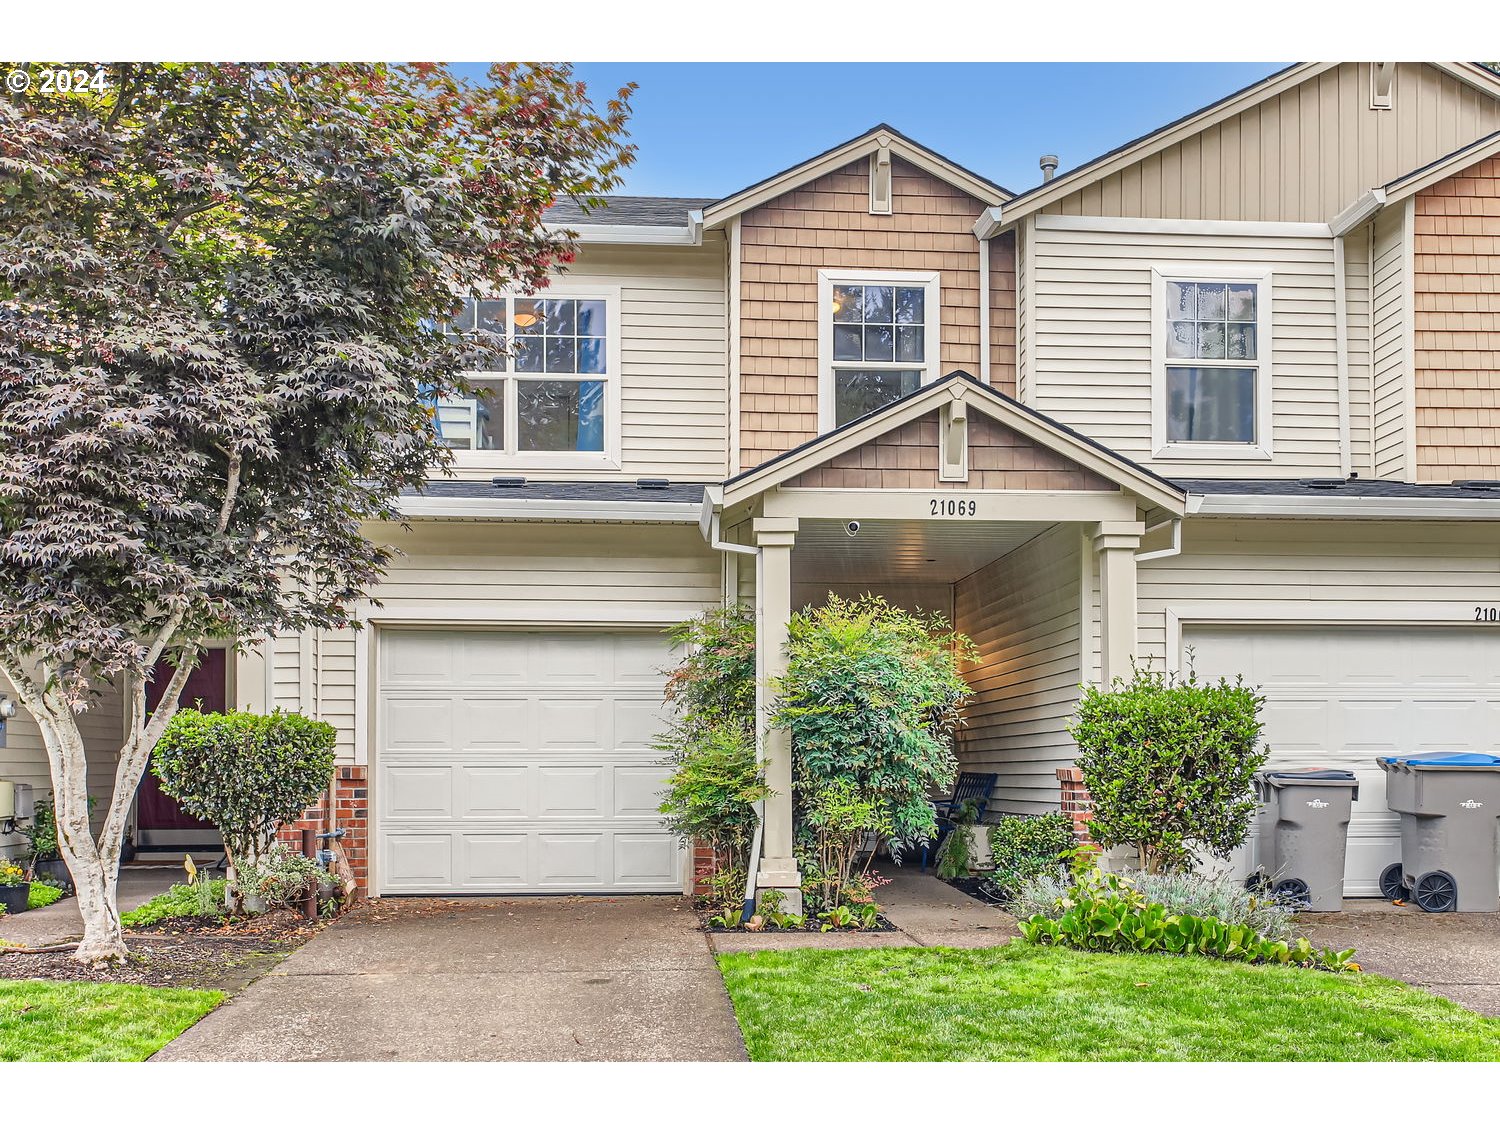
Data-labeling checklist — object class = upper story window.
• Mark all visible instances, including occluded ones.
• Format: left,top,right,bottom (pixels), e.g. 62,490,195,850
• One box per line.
818,269,941,431
1151,267,1272,460
435,288,620,467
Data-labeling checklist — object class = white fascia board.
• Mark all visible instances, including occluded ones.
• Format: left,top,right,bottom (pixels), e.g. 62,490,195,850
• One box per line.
396,495,701,522
1188,493,1500,520
1330,189,1387,237
973,206,1005,240
543,222,702,246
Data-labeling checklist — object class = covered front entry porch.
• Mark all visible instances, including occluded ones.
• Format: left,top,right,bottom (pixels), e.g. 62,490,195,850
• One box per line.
702,373,1186,911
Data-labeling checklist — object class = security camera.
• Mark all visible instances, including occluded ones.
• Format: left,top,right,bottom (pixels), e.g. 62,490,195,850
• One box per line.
845,521,861,537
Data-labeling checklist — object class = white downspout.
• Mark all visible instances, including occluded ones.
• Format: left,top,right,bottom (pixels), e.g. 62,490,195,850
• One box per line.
977,232,991,385
706,508,765,920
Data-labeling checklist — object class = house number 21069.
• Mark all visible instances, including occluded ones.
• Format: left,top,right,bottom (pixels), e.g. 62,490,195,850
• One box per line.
930,498,978,517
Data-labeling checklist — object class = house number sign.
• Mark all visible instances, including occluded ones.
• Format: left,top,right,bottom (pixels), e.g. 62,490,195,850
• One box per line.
929,498,978,517
1475,607,1500,622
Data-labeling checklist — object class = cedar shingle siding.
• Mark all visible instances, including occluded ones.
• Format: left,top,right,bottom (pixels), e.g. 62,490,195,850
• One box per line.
785,410,1116,491
1414,154,1500,481
738,157,1016,470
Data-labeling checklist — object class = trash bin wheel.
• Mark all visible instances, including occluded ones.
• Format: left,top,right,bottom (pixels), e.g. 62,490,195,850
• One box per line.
1244,872,1271,894
1378,863,1406,902
1273,878,1311,908
1413,870,1458,913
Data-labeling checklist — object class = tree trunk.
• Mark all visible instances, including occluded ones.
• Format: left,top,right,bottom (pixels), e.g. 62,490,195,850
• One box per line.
3,652,198,966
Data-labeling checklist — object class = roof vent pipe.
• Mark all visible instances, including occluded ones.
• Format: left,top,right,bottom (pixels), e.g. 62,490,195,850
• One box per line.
1039,154,1059,182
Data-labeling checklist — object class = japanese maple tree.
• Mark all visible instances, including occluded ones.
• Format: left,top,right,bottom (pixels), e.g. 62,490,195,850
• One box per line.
0,62,633,963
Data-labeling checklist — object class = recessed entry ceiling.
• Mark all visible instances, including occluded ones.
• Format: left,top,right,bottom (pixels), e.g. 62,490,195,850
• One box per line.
792,519,1046,585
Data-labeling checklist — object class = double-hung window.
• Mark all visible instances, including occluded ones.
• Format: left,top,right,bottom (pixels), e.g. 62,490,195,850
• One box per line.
818,270,941,431
1151,267,1272,459
437,289,619,466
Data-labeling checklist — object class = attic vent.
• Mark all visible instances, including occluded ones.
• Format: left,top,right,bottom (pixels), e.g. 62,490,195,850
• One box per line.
1297,478,1348,491
869,140,893,215
1371,62,1395,110
1454,480,1500,491
636,478,671,490
1039,154,1059,182
492,476,526,488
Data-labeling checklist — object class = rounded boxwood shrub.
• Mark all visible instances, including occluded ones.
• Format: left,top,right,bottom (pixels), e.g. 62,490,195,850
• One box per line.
1070,662,1267,874
152,709,336,907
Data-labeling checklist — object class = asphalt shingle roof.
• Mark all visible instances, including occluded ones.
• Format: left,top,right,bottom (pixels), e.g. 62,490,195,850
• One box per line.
407,479,707,504
546,195,714,228
1175,478,1500,500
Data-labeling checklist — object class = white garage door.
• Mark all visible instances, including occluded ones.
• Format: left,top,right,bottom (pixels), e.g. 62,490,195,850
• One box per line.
1187,624,1500,896
375,628,682,895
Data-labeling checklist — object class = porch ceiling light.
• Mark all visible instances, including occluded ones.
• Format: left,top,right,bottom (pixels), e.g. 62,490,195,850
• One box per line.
512,311,540,328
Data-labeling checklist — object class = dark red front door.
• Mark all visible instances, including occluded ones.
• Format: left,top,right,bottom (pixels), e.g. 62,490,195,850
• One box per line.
136,648,227,831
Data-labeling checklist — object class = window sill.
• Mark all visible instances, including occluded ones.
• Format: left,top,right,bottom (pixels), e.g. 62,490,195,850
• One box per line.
1151,444,1272,462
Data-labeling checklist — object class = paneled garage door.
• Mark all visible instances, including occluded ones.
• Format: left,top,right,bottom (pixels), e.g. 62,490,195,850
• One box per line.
1187,624,1500,896
375,628,681,895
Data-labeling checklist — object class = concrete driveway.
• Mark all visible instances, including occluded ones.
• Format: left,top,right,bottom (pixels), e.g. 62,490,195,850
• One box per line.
154,895,746,1061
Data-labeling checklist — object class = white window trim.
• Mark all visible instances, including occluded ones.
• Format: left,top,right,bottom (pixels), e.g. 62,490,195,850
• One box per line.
1150,265,1273,461
452,282,623,470
817,269,941,433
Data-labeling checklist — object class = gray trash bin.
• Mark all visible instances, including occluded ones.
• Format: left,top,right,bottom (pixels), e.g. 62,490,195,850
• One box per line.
1247,768,1360,911
1378,752,1500,913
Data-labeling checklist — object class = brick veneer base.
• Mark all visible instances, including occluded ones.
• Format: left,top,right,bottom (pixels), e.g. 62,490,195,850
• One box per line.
277,766,368,897
1056,767,1096,847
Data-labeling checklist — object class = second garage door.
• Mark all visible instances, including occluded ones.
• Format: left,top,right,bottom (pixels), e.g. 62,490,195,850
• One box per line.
1187,624,1500,896
376,628,682,895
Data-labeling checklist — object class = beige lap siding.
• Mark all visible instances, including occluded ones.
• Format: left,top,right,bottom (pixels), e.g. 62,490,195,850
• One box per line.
1028,218,1343,476
1371,205,1410,480
738,157,1014,471
1413,154,1500,482
953,525,1084,816
784,411,1116,492
0,670,125,859
271,522,721,764
1081,519,1500,682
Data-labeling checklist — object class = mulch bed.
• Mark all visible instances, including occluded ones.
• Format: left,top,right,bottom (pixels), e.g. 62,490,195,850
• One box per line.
696,908,899,934
0,909,326,991
942,875,1008,907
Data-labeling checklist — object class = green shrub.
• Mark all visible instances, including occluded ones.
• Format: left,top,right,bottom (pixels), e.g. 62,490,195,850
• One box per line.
934,799,983,880
984,812,1074,901
244,844,326,910
152,709,335,907
1070,662,1267,873
27,883,63,910
1128,869,1296,942
798,777,888,912
656,608,766,892
1017,861,1355,972
775,595,976,850
21,797,61,862
120,879,228,927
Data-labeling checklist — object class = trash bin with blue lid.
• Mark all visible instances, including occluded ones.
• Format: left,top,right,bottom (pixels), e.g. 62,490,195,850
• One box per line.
1378,752,1500,913
1247,768,1360,911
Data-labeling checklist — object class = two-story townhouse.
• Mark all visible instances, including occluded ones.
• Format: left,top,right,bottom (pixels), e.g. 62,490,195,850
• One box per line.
7,62,1500,912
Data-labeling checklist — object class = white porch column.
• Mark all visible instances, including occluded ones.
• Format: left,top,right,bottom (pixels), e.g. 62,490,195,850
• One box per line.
1093,521,1144,686
754,515,801,913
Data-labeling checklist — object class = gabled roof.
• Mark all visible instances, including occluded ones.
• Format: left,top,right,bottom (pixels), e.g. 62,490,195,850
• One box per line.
720,371,1186,514
701,124,1011,229
983,62,1500,233
1331,125,1500,235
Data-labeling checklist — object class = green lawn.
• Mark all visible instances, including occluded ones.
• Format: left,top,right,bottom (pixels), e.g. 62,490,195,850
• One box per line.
718,943,1500,1062
0,980,222,1061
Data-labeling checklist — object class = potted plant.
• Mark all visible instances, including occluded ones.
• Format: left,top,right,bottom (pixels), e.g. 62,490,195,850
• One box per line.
21,798,73,891
0,861,32,915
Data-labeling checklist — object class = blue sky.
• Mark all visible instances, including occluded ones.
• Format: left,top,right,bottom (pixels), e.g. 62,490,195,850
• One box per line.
453,62,1288,198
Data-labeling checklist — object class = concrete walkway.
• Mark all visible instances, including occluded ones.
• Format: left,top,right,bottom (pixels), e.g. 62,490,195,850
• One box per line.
0,866,180,948
1301,900,1500,1017
711,866,1018,953
154,895,747,1062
